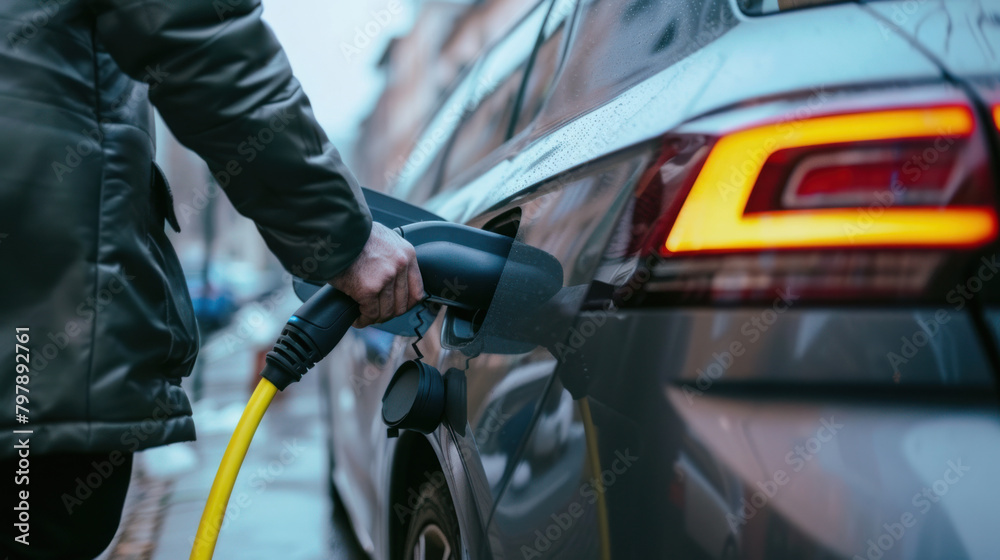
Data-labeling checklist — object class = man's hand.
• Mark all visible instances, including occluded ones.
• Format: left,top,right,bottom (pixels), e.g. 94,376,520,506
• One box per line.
331,222,424,328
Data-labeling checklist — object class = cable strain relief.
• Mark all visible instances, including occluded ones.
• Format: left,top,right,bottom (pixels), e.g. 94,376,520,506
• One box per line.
261,361,296,391
261,323,321,390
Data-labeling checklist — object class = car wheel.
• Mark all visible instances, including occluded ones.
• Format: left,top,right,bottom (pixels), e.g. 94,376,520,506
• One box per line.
403,472,461,560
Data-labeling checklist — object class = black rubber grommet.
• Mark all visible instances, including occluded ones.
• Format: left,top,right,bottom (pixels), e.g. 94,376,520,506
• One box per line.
382,360,446,434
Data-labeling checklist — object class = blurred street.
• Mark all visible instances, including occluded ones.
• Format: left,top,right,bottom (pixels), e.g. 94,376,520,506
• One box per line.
96,290,366,560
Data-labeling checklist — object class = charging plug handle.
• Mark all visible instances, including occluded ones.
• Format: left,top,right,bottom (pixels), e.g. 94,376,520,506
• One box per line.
262,286,359,390
262,222,514,390
396,222,513,311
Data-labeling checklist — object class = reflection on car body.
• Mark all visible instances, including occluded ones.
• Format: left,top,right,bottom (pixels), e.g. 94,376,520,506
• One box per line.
320,0,1000,558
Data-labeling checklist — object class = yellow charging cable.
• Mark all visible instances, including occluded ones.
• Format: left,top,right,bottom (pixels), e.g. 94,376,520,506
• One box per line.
190,377,278,560
579,398,611,560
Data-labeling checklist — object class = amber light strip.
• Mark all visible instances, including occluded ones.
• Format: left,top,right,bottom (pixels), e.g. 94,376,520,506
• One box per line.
665,106,997,253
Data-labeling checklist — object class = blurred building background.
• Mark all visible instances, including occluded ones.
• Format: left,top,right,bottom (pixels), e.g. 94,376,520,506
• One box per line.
352,0,538,191
155,0,534,336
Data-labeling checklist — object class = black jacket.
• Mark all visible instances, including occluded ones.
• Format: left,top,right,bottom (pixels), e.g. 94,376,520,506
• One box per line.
0,0,372,458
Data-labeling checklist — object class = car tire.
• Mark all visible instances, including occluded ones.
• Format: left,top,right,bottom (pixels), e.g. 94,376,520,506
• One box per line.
403,472,462,560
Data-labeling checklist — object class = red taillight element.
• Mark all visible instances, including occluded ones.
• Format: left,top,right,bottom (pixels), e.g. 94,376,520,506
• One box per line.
663,106,997,254
604,97,1000,305
776,141,959,206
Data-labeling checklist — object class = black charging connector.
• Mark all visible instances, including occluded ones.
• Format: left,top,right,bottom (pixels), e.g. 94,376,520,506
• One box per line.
259,220,562,397
262,285,360,390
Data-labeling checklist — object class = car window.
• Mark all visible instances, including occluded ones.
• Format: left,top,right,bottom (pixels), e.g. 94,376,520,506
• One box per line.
392,2,551,206
389,61,480,204
440,65,527,187
534,0,738,136
510,0,576,137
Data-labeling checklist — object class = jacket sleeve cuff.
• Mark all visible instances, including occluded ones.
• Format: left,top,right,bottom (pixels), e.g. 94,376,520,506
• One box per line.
259,200,373,283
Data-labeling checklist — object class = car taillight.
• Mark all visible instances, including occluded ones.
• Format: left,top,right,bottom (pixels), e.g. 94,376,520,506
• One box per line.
666,106,995,253
614,93,998,305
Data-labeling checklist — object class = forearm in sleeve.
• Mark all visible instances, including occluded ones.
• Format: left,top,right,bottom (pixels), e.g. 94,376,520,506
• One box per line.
88,0,372,280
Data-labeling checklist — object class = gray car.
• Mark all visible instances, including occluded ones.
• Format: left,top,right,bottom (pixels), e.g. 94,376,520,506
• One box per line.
318,0,1000,558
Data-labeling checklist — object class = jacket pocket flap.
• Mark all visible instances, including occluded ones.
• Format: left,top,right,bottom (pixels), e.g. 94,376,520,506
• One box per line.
151,161,181,233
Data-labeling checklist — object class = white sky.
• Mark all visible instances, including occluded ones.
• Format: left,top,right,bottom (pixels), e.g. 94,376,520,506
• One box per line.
261,0,417,157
